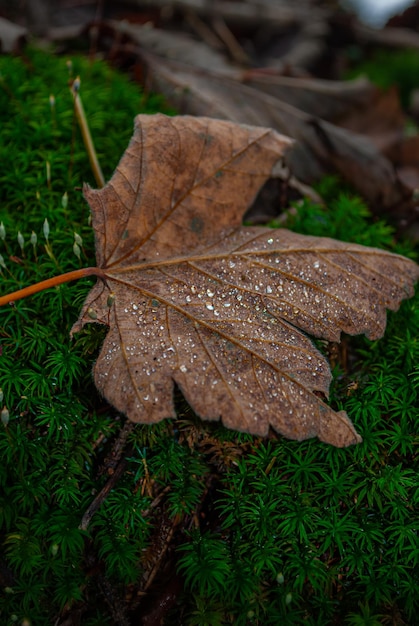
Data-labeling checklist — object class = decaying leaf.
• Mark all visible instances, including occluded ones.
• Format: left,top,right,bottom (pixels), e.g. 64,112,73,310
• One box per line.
142,55,409,210
72,114,419,447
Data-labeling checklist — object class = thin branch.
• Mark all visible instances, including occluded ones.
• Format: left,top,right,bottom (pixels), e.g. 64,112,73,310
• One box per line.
80,422,135,530
142,523,176,592
79,454,130,531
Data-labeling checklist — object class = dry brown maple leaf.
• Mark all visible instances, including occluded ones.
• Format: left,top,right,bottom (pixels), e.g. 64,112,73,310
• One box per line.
71,114,419,447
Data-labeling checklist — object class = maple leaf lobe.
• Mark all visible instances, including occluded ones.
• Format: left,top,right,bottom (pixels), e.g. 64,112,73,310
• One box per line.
73,114,419,448
83,113,292,269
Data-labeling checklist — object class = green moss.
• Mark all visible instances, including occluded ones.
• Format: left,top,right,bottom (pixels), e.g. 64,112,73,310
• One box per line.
346,47,419,109
0,46,174,625
0,48,418,625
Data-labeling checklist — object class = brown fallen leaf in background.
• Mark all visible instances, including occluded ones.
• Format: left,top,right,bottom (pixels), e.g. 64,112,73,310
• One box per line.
14,2,417,231
72,114,419,447
4,0,419,227
142,55,409,209
0,16,27,52
86,15,418,228
107,19,238,77
115,17,405,134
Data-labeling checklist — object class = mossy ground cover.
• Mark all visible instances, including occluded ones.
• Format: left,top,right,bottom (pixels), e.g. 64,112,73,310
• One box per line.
346,47,419,109
0,47,418,625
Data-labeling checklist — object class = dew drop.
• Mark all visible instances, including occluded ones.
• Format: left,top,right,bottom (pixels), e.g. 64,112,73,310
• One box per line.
267,238,274,244
206,303,214,310
207,289,215,297
266,285,273,294
180,365,187,373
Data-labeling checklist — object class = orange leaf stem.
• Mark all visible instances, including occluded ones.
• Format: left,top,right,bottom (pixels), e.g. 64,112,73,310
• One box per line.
0,267,104,307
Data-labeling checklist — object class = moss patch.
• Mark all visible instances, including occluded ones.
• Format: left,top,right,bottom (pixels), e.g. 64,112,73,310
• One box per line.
0,48,418,625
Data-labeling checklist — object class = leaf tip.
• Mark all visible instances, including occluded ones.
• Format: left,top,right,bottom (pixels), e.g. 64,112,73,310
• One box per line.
318,410,362,448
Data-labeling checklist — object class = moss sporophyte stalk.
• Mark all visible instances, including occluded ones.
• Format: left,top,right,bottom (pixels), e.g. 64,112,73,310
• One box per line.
0,47,418,625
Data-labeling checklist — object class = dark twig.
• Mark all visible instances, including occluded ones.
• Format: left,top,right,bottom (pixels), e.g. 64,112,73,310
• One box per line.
79,454,129,531
80,421,135,530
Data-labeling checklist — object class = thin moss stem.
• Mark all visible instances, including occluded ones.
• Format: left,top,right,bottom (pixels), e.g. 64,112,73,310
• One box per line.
0,267,104,306
71,79,105,188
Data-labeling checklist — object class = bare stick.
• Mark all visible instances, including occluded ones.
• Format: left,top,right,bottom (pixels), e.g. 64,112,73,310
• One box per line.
0,267,104,306
211,16,251,65
143,523,176,592
185,11,224,50
79,455,129,531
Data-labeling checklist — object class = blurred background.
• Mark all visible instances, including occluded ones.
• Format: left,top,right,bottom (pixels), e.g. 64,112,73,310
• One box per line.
0,0,418,34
